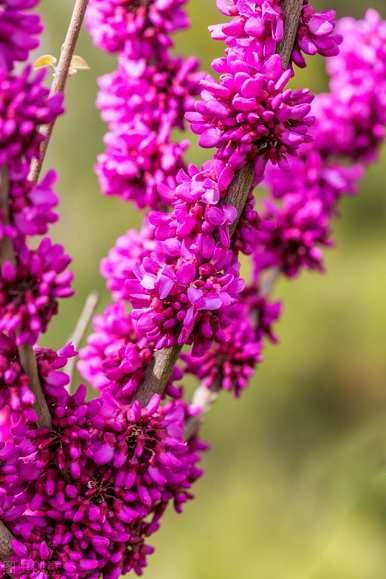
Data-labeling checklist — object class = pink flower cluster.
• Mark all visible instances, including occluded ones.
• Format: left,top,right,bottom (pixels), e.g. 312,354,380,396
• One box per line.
0,0,42,70
187,55,314,171
85,2,386,407
0,2,73,346
1,341,205,577
0,2,206,577
4,382,203,576
89,0,203,209
251,9,386,280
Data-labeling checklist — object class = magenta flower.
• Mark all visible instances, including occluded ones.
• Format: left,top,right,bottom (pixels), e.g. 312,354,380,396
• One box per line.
0,0,42,70
184,306,262,397
0,66,63,166
252,193,332,278
292,3,342,68
86,0,190,56
101,224,168,302
6,373,205,577
78,302,151,399
126,250,244,352
149,161,237,260
0,333,36,444
97,54,203,133
96,127,189,209
265,149,364,212
210,0,283,63
2,168,59,239
0,238,73,345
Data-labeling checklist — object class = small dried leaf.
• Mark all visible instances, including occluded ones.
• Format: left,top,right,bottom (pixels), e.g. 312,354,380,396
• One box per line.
69,55,90,76
34,54,57,70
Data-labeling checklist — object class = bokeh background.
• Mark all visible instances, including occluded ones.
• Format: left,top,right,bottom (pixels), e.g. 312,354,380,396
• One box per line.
37,1,386,577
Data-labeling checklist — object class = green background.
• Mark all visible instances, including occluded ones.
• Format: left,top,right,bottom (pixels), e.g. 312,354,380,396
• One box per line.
37,1,386,577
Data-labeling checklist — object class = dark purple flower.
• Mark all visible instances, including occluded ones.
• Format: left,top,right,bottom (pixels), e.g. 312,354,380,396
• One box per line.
6,374,205,577
252,193,332,278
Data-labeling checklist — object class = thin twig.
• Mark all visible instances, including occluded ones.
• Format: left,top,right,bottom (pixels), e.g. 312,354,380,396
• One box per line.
0,167,15,265
18,0,90,427
259,267,279,298
185,384,220,440
29,0,90,184
65,292,99,386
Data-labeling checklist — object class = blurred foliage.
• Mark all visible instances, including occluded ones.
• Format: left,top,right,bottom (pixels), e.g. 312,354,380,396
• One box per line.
37,1,386,577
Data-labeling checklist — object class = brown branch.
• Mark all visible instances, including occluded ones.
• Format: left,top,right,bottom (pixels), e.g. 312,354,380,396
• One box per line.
18,344,51,429
29,0,90,184
0,168,15,266
226,162,256,236
135,0,303,408
136,345,183,406
18,0,90,428
0,521,13,559
278,0,304,68
65,292,99,387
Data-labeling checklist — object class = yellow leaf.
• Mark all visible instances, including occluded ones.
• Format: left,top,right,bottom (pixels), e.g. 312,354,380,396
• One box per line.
69,55,90,76
34,54,57,70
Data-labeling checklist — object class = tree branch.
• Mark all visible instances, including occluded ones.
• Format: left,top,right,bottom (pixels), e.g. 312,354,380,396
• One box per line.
65,291,99,387
29,0,90,184
0,0,90,558
0,168,15,266
18,344,51,429
135,0,303,407
136,345,183,406
278,0,304,67
18,0,90,428
0,521,12,559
